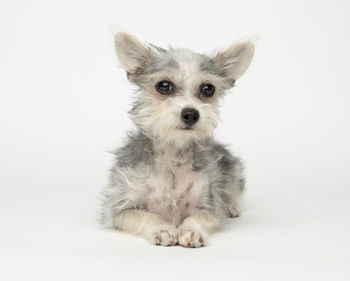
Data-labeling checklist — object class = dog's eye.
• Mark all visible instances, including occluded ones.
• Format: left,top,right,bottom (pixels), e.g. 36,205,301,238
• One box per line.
200,84,215,97
156,80,174,95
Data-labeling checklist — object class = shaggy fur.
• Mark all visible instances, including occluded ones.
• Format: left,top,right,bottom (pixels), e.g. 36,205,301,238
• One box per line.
101,32,254,247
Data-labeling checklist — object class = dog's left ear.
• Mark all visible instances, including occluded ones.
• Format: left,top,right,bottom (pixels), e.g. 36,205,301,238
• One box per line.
213,42,254,82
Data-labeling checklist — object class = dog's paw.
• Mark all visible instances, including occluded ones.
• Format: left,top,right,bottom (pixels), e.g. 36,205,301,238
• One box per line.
228,205,241,218
177,227,208,248
147,225,178,246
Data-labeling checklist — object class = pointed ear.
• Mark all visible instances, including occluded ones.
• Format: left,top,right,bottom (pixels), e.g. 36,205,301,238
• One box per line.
114,32,152,75
213,41,254,82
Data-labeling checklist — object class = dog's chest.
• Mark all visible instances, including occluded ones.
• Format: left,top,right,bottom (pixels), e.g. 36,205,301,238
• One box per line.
146,151,207,226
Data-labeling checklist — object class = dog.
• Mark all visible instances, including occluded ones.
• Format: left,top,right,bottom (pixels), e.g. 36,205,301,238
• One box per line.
101,32,254,247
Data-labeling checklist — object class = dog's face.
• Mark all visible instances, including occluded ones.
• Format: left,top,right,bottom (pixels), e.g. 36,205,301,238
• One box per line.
114,33,254,146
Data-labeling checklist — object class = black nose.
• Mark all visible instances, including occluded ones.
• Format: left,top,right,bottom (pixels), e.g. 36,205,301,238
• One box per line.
181,108,200,126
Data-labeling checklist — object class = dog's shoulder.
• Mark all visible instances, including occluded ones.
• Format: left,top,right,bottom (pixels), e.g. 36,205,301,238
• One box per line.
211,142,236,171
113,130,154,168
201,140,242,173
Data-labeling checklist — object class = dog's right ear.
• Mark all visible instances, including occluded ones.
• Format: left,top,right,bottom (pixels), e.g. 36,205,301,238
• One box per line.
114,32,152,78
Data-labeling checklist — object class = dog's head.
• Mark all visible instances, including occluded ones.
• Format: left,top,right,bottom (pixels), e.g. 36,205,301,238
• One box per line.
114,32,254,147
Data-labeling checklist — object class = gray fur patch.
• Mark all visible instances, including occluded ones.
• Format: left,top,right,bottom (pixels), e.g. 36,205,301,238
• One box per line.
239,177,245,191
169,170,178,190
113,131,154,168
186,182,194,193
199,55,221,75
145,55,179,75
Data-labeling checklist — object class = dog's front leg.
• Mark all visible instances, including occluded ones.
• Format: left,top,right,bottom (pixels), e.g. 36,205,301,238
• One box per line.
114,209,177,246
177,209,221,248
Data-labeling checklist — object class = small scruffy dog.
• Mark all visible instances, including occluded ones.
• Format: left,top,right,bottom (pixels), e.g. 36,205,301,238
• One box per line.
101,32,254,247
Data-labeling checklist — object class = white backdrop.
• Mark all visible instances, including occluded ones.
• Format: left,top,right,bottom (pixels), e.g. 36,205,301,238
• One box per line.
1,0,349,280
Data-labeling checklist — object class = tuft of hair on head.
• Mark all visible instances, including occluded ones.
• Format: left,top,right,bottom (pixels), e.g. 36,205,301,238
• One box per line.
213,41,254,84
114,32,152,81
